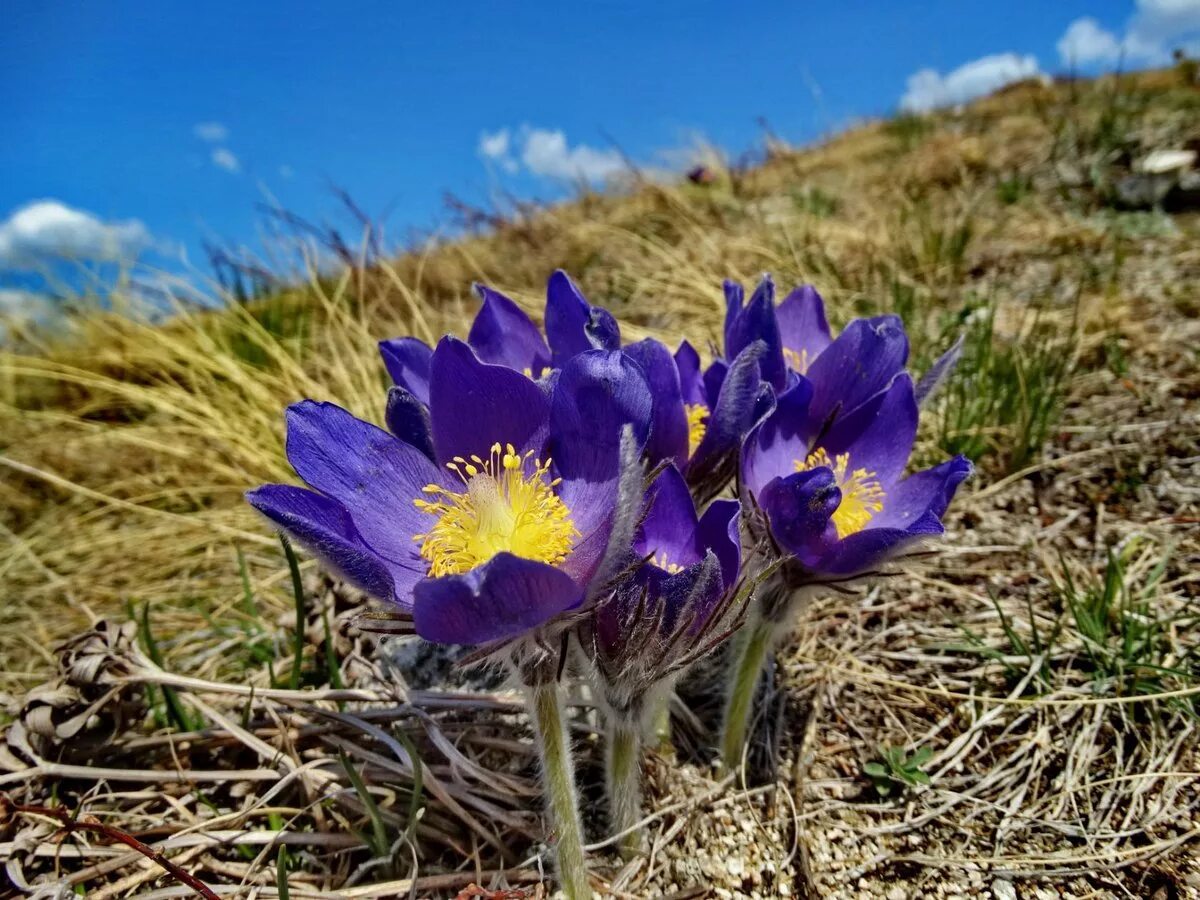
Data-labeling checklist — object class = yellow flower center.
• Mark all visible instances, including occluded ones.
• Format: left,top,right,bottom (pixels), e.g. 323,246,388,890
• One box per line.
794,447,885,539
783,346,811,374
651,551,684,574
413,443,578,577
522,365,548,379
685,402,709,457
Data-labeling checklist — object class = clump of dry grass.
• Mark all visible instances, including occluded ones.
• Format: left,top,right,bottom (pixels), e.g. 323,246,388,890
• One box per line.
1,69,1198,898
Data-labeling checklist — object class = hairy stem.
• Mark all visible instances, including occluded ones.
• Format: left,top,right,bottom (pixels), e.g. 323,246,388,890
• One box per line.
606,716,643,859
720,614,775,774
527,682,592,900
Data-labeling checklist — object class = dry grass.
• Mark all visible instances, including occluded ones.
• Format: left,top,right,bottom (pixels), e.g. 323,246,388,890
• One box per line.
1,69,1199,897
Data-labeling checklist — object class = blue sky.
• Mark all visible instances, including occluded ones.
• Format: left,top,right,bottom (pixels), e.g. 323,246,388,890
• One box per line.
3,0,1196,305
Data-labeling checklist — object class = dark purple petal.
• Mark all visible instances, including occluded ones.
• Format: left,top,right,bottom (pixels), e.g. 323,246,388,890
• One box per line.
702,358,728,409
544,270,620,365
675,340,707,406
722,279,744,354
385,386,435,461
428,336,550,466
811,455,971,576
283,400,443,579
625,338,689,470
723,276,788,390
818,374,918,489
740,378,815,496
915,335,964,407
687,343,779,497
549,349,652,484
634,465,700,568
805,315,909,429
696,498,741,589
776,284,832,370
247,484,407,605
412,553,583,644
758,468,841,561
468,285,552,376
378,337,433,405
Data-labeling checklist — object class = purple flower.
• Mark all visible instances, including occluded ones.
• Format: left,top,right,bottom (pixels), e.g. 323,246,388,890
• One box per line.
586,465,742,708
248,336,653,646
742,328,970,580
379,270,617,398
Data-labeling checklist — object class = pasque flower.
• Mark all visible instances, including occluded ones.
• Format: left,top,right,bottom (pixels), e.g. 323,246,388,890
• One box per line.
248,335,652,647
721,310,970,771
249,334,652,900
378,269,619,403
583,464,741,856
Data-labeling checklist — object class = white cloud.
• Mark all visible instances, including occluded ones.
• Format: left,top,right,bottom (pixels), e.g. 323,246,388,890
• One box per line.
193,121,229,143
477,128,519,174
477,125,625,183
1058,0,1200,67
0,201,151,269
519,128,625,181
211,147,241,173
1058,18,1124,65
900,53,1043,112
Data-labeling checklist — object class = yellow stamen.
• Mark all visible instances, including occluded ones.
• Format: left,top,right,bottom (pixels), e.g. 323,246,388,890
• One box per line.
685,403,709,458
413,442,578,576
651,551,684,574
794,447,885,539
522,365,548,380
783,346,811,375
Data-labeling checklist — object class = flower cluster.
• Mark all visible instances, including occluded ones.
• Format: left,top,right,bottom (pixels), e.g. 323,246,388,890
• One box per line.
248,270,969,897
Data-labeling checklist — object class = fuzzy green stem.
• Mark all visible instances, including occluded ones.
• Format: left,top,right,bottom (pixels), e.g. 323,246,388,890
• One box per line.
720,614,776,774
606,717,643,859
527,682,591,900
649,690,672,751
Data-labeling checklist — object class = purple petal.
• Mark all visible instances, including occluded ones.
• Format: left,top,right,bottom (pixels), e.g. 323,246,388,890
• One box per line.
813,455,971,576
556,475,618,585
696,498,741,589
675,340,707,406
818,374,918,489
634,465,700,568
283,400,443,580
545,270,620,365
428,336,550,466
739,378,814,496
412,553,583,644
468,285,552,376
723,275,788,391
915,335,964,407
805,316,909,429
549,349,652,484
247,484,406,605
757,468,841,561
378,337,433,405
385,386,435,461
625,338,689,470
702,358,728,409
776,284,832,370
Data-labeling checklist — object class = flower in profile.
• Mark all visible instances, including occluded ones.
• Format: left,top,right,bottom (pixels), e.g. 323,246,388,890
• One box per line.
378,270,619,402
583,463,741,857
247,336,652,647
587,464,742,713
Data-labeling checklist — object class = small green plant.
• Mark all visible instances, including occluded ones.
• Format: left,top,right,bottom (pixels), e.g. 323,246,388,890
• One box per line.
863,745,933,797
931,297,1076,473
1052,540,1194,703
